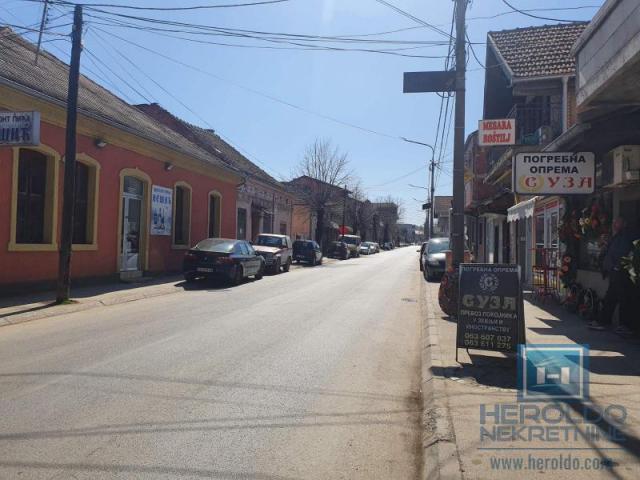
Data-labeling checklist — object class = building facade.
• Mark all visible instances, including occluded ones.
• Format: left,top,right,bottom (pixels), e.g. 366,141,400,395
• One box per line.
135,103,294,243
0,28,241,288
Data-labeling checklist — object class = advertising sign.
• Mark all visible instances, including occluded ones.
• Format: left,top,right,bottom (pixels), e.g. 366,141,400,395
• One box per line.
478,118,515,146
151,185,172,236
514,152,595,195
456,264,525,353
0,111,40,146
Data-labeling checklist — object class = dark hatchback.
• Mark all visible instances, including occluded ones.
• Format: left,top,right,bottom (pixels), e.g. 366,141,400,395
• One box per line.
292,240,323,266
327,240,349,260
183,238,265,285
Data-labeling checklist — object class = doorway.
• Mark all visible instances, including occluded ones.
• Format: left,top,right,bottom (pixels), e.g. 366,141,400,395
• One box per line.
121,176,145,273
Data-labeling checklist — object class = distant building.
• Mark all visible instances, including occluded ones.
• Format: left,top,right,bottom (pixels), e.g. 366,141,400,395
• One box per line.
433,196,453,237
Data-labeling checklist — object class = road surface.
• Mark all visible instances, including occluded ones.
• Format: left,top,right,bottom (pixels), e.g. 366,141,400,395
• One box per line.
0,247,423,479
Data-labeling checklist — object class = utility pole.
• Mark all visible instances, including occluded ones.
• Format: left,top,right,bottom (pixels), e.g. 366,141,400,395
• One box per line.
341,185,348,235
401,137,435,239
35,0,49,65
451,0,467,266
56,4,83,304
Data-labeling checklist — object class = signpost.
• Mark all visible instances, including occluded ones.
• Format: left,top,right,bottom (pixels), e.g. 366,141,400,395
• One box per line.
478,118,515,146
0,111,40,146
513,152,596,195
456,264,525,360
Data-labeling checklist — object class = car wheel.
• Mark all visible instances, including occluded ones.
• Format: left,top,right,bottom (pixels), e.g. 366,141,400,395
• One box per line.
318,255,323,265
419,260,424,272
283,258,291,272
254,264,264,280
424,267,433,282
231,265,243,285
272,258,281,274
184,273,197,283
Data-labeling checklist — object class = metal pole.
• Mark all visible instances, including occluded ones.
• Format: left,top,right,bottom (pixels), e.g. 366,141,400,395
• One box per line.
451,0,467,266
429,152,435,239
341,185,347,235
56,4,83,304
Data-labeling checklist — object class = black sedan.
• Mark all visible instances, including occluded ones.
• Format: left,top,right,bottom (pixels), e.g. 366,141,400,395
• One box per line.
183,238,265,285
293,240,323,266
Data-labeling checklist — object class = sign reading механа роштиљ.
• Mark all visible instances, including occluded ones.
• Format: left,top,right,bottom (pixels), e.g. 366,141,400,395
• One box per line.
0,111,40,146
514,152,595,195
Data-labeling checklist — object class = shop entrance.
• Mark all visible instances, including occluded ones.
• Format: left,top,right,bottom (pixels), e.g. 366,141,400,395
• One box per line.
121,176,144,273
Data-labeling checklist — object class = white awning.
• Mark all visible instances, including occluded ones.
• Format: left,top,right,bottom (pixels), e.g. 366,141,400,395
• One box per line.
507,197,538,222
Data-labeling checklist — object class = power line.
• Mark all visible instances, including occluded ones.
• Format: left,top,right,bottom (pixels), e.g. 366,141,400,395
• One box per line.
92,26,406,142
25,0,291,10
500,0,583,22
372,0,453,39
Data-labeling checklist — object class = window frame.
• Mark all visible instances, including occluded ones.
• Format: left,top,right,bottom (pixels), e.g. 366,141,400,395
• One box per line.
207,190,222,238
9,145,60,252
172,181,192,249
72,153,100,251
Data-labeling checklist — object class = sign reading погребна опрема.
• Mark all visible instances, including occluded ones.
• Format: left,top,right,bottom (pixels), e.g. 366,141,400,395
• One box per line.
0,111,40,146
514,152,595,195
456,264,525,353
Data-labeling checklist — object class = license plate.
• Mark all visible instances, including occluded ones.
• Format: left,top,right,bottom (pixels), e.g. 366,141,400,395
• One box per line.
197,267,214,273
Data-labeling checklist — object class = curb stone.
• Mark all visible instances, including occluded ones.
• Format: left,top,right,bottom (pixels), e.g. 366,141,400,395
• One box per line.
0,282,182,328
420,276,464,480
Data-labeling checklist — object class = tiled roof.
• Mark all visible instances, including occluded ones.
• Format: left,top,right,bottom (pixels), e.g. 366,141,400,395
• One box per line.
489,22,588,79
135,103,285,191
0,27,236,174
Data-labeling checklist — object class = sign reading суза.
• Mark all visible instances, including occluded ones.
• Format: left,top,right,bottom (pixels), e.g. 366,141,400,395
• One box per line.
514,152,595,195
478,119,516,146
456,264,525,353
0,111,40,146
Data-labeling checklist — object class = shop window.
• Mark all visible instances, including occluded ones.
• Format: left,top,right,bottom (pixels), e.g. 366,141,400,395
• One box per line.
263,213,273,233
237,208,247,240
173,183,191,247
208,192,221,238
72,155,100,249
73,162,89,244
12,147,61,250
16,149,47,244
279,222,287,235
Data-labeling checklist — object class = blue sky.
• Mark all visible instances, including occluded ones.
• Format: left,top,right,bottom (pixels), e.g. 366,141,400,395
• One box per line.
1,0,603,224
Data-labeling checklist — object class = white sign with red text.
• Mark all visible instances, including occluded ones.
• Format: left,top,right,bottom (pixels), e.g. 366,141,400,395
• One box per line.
514,152,595,195
478,119,516,146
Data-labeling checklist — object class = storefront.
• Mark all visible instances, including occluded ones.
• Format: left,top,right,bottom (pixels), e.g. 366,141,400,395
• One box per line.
0,30,242,289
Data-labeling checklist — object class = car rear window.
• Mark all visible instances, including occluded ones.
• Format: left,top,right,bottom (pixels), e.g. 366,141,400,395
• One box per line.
194,239,235,253
257,235,284,247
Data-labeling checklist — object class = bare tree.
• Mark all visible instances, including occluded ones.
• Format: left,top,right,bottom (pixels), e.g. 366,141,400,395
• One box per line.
292,139,352,248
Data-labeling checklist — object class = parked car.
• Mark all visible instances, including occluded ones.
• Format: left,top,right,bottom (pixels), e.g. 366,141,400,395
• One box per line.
328,240,350,260
382,242,394,250
371,242,381,253
183,238,264,285
421,237,449,281
253,234,292,274
338,234,361,258
359,241,375,255
293,239,323,266
418,242,428,271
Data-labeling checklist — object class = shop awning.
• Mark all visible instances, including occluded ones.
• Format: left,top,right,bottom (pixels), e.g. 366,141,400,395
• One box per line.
507,197,538,222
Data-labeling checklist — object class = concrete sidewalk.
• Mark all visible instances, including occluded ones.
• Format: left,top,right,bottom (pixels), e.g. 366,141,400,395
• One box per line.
0,257,338,328
420,278,640,479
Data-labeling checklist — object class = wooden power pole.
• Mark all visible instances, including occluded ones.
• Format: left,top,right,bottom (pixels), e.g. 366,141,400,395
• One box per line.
451,0,467,266
56,4,83,304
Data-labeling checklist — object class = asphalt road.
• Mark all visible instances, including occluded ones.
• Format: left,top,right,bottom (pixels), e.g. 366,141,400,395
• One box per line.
0,247,423,480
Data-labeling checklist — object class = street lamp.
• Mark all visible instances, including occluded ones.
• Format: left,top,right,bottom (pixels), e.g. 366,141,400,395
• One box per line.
402,137,436,239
